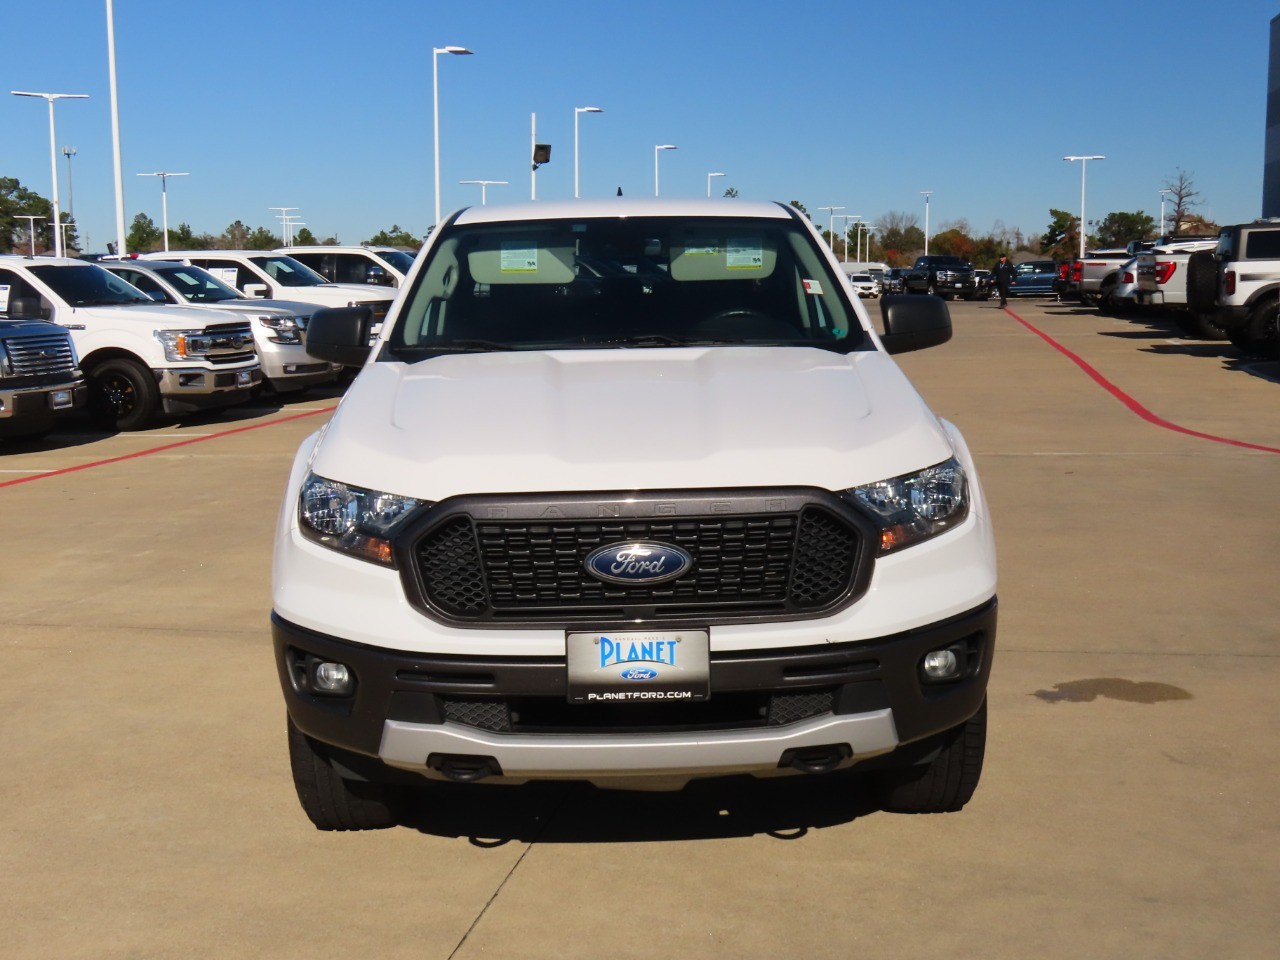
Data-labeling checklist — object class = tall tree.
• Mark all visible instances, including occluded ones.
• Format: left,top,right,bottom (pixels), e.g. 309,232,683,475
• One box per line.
1040,209,1079,260
220,220,250,249
874,211,925,266
363,224,419,247
247,226,282,249
788,200,811,221
127,212,162,252
722,187,739,198
1,176,53,254
1163,169,1200,234
1093,211,1156,249
292,226,319,245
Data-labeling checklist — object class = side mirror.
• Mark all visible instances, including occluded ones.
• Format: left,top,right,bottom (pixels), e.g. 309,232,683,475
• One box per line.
304,306,374,367
147,290,168,303
878,294,952,354
365,265,392,286
243,283,269,298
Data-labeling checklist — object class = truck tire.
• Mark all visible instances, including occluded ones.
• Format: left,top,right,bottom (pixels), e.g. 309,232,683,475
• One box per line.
1173,310,1228,341
287,715,404,831
1185,251,1218,315
87,358,160,431
1243,297,1280,360
1095,278,1120,315
872,698,986,814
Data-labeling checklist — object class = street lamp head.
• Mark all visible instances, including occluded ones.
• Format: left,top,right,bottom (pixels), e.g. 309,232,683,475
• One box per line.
656,144,677,151
11,90,90,101
436,46,473,55
577,106,603,114
1063,155,1105,162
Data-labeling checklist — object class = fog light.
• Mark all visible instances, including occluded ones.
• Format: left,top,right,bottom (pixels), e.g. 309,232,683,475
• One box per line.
921,648,960,681
310,660,354,696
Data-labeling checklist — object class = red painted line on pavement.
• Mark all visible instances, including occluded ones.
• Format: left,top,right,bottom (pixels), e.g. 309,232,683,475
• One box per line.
0,405,336,490
1003,306,1280,455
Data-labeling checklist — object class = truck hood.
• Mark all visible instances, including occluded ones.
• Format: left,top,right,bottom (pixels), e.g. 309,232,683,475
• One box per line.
269,284,394,308
60,303,247,330
310,347,955,500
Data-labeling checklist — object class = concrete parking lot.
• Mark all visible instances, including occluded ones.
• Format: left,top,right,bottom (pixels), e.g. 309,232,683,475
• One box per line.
3,297,1278,959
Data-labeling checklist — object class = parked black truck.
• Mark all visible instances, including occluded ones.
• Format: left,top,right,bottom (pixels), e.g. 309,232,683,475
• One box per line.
904,256,976,300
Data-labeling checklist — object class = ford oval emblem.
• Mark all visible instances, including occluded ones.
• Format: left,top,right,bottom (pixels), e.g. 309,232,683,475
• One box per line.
620,667,658,681
584,541,693,586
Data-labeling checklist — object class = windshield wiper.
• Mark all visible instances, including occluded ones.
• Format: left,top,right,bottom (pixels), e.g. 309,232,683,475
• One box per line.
394,338,512,354
589,334,749,347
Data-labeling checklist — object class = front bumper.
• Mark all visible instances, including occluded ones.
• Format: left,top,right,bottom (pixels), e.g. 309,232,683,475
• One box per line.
157,364,262,414
273,598,995,782
0,379,86,421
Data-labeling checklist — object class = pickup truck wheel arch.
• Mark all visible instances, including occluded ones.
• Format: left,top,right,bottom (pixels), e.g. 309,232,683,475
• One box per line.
87,357,160,432
871,697,986,814
1244,297,1280,360
287,715,405,831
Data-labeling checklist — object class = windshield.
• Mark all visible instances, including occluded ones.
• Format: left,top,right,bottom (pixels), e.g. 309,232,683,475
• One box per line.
152,264,245,303
29,263,152,306
387,215,867,358
248,255,330,287
375,250,415,273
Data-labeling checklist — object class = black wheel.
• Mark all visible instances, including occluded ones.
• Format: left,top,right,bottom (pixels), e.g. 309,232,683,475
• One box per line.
1185,251,1219,315
1095,279,1119,315
87,358,160,431
1243,297,1280,359
287,715,404,831
872,699,986,814
1173,310,1228,341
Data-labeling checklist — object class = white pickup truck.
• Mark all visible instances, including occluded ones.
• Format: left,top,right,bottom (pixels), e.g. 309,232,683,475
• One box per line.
1112,239,1223,338
272,198,997,831
0,256,260,430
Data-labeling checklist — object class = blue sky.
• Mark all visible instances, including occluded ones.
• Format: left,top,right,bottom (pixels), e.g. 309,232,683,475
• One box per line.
2,0,1274,250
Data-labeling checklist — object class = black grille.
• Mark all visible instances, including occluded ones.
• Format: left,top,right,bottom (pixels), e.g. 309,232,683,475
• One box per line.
405,491,869,627
1,332,77,377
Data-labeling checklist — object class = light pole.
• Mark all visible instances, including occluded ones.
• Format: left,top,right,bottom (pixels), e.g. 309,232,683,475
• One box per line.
1064,155,1104,259
707,172,725,198
818,206,845,252
433,45,473,226
17,215,45,257
269,207,299,247
459,179,508,205
834,215,857,262
62,147,77,223
654,145,677,197
106,0,127,254
573,106,603,198
1159,187,1173,236
919,190,933,256
11,91,89,258
136,172,189,252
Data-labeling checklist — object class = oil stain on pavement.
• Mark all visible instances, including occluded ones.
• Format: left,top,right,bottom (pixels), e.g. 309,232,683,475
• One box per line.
1032,678,1193,704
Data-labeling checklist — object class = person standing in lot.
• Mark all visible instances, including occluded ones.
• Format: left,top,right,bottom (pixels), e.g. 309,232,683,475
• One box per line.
991,255,1016,308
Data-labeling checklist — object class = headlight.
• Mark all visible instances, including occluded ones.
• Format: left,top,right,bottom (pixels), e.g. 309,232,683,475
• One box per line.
297,472,423,566
844,458,969,555
153,328,209,361
256,314,302,344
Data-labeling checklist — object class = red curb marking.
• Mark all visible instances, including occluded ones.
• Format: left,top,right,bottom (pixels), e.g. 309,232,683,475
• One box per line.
0,405,336,489
1003,306,1280,455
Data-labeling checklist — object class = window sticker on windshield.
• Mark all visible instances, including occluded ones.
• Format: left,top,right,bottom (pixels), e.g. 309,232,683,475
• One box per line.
803,278,824,295
726,238,764,270
208,267,238,287
0,285,9,313
501,242,539,273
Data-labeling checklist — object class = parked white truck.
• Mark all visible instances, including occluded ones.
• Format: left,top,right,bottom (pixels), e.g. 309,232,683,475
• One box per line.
1112,238,1223,339
272,199,998,830
0,256,260,430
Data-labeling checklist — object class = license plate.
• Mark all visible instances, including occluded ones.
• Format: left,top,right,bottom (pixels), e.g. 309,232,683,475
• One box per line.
49,389,73,410
954,282,963,288
566,629,709,703
236,370,252,386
